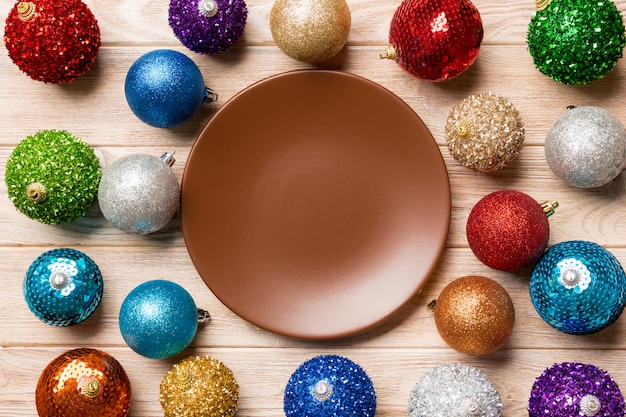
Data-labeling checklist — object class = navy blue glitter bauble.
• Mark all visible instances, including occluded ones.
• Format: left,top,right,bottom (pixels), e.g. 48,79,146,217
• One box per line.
530,240,626,335
528,362,625,417
23,248,103,326
119,280,200,359
284,355,376,417
124,49,217,128
169,0,248,54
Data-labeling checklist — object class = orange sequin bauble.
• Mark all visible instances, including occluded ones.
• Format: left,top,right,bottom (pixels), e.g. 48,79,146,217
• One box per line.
434,276,515,356
35,348,131,417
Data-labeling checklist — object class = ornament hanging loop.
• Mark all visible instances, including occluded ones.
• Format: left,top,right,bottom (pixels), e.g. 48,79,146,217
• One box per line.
541,200,559,217
204,87,218,103
379,45,397,60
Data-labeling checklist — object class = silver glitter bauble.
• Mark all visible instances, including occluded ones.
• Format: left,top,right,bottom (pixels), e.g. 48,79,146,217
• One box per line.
408,363,502,417
445,92,524,173
98,152,180,234
545,106,626,188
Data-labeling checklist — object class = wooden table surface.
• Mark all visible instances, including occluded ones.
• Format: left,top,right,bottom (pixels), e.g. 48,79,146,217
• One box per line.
3,0,626,415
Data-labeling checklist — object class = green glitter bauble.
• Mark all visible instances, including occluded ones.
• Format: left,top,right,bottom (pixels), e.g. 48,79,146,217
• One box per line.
527,0,626,85
5,130,102,225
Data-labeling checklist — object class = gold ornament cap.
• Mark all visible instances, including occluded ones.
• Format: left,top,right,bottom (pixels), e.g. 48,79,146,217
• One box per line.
17,2,36,21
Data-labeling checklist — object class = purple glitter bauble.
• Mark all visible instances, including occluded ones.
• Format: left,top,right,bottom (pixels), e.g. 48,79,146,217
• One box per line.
529,362,625,417
169,0,248,54
284,355,376,417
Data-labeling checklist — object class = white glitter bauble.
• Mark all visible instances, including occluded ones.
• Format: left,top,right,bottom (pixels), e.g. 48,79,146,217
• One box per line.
98,152,180,234
545,106,626,188
408,363,502,417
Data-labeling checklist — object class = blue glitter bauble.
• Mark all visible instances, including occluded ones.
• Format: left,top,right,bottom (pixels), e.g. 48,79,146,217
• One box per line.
124,49,216,128
119,280,199,359
528,362,625,417
530,240,626,335
23,248,103,326
284,355,376,417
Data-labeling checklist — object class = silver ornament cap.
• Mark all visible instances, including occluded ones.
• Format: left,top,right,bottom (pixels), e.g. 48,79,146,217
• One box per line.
545,106,626,188
98,152,180,234
408,363,502,417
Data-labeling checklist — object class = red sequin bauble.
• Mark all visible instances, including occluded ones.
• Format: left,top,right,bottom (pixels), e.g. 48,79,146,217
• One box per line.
35,348,131,417
466,190,550,272
384,0,483,81
4,0,101,83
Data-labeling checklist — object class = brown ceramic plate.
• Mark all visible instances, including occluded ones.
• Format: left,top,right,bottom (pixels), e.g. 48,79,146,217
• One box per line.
181,70,450,340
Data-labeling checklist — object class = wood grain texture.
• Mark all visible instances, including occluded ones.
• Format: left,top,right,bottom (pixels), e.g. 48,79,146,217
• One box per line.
2,0,626,415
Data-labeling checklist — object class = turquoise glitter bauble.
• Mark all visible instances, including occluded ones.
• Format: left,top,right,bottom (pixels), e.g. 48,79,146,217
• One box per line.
23,248,103,326
530,241,626,335
284,355,376,417
119,280,201,359
527,0,626,85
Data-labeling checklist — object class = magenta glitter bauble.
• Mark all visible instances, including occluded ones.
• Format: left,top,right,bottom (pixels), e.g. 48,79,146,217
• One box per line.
466,190,556,272
529,362,625,417
382,0,483,81
169,0,248,54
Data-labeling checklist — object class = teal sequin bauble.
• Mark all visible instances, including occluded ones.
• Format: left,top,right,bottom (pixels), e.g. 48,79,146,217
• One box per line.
24,248,103,326
527,0,626,85
530,241,626,335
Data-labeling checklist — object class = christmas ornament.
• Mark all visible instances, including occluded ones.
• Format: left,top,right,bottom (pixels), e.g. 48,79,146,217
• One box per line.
545,106,626,188
169,0,248,54
270,0,351,63
284,355,376,417
445,92,524,173
529,362,625,417
5,130,102,225
433,276,515,356
36,348,131,417
98,152,180,234
530,240,626,335
466,190,557,272
23,248,103,326
124,49,217,128
408,363,502,417
119,279,210,359
160,356,239,417
380,0,483,81
4,0,101,83
527,0,626,85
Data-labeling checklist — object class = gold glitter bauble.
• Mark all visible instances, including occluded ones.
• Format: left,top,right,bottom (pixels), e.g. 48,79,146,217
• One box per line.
434,275,515,356
160,356,239,417
270,0,351,63
445,92,524,173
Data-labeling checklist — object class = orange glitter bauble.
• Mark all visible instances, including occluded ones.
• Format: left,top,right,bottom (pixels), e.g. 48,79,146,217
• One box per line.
35,348,131,417
434,275,515,356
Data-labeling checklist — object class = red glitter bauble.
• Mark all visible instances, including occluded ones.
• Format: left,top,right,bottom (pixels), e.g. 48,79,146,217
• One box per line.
4,0,101,83
382,0,483,81
466,190,555,272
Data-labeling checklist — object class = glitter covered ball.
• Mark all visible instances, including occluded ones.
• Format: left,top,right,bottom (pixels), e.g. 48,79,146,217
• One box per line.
24,248,103,326
4,0,101,83
434,276,515,356
270,0,351,63
545,106,626,188
98,152,180,234
527,0,626,85
119,280,204,359
36,348,131,417
160,356,239,417
467,190,556,272
381,0,483,81
5,130,102,225
169,0,248,54
125,49,217,128
528,362,625,417
530,240,626,335
445,92,524,172
408,363,502,417
284,355,376,417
